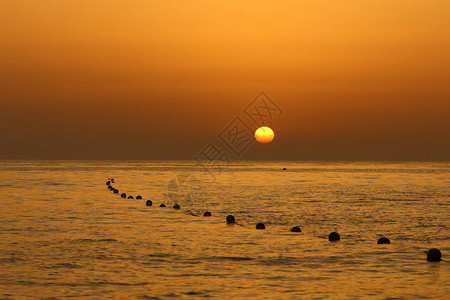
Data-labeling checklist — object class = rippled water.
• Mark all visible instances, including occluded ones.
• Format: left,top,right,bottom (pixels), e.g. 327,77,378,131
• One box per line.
0,161,449,299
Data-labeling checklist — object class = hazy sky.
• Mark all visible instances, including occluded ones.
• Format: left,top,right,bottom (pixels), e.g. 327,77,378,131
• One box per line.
1,0,449,160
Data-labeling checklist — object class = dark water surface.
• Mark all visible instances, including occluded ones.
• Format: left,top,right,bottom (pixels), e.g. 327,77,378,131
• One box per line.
0,161,449,299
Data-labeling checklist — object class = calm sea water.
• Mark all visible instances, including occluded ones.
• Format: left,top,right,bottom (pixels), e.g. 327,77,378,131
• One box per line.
0,161,448,299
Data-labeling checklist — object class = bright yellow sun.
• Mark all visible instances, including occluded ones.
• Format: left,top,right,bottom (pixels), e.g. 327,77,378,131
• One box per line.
255,126,275,144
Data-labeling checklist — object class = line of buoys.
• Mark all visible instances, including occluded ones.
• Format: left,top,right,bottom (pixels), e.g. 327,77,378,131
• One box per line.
106,180,153,208
105,179,443,262
107,184,119,195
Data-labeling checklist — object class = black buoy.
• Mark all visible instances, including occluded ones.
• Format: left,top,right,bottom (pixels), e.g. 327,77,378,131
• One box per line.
203,211,212,217
256,223,265,230
290,226,301,232
121,193,126,198
145,200,152,206
128,196,134,199
328,232,340,241
427,248,442,262
113,189,119,193
108,185,113,190
106,181,111,185
159,204,166,207
136,195,142,199
282,168,287,171
173,204,180,209
377,237,390,244
226,215,235,224
111,179,115,183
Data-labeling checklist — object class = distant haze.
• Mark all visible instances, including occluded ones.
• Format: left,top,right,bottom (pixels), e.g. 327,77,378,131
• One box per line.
1,1,449,160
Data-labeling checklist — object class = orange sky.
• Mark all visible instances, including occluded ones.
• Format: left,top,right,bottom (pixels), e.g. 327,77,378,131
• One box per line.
1,0,449,160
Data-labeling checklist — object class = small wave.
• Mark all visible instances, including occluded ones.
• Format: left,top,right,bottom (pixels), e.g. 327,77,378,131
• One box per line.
41,263,82,269
0,257,25,263
89,281,149,286
258,257,299,266
187,255,253,262
75,238,118,243
182,290,212,296
217,256,253,261
147,254,174,258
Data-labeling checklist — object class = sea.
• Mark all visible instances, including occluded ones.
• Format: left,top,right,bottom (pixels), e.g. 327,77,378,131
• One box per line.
0,160,448,299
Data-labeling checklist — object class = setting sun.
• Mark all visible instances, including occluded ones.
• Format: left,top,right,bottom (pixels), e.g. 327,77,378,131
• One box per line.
255,126,275,144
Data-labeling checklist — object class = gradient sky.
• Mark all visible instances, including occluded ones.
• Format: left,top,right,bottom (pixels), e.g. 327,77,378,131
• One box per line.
1,0,449,160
